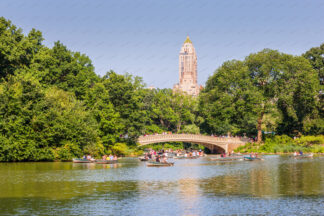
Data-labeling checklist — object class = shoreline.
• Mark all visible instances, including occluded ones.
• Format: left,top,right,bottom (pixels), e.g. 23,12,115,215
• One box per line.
1,153,324,163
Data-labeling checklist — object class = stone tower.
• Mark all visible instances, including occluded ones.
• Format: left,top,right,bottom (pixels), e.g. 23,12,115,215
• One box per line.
173,36,200,96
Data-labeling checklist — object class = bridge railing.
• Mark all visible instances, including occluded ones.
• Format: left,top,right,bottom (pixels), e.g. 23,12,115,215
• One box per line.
138,134,250,144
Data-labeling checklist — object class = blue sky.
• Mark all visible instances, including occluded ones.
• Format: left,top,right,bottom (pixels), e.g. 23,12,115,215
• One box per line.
1,0,323,88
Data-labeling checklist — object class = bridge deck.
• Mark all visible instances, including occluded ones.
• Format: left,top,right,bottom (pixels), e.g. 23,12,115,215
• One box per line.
138,134,250,153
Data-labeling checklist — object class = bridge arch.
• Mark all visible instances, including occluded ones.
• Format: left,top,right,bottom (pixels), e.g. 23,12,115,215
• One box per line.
137,134,249,154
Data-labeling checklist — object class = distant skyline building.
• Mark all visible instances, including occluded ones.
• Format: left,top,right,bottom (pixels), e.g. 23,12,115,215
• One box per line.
173,36,201,96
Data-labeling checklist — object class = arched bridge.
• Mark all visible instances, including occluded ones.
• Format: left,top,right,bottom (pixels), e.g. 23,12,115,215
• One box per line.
138,134,250,153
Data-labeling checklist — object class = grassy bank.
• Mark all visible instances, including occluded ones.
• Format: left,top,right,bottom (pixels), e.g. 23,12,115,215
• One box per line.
235,135,324,153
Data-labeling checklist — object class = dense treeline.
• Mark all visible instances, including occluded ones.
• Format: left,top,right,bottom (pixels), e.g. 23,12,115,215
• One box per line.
0,18,199,161
0,17,323,161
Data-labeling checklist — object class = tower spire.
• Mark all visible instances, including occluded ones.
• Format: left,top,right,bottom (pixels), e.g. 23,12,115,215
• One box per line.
173,36,200,96
184,35,192,44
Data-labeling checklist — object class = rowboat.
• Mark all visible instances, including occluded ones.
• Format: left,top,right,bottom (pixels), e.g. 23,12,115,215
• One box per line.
138,157,149,161
244,156,263,161
174,156,198,159
292,154,313,158
72,158,93,163
231,153,243,157
147,162,174,167
210,156,243,161
95,159,118,164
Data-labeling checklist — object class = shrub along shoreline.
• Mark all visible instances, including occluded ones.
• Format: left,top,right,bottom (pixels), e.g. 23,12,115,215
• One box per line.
235,135,324,153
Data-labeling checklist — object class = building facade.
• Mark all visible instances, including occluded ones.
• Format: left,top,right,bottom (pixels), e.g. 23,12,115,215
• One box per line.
173,36,201,96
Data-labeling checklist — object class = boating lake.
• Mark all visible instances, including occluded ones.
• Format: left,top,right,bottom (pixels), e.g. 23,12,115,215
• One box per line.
0,155,324,215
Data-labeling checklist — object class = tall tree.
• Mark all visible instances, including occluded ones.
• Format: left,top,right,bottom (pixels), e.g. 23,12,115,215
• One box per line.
102,71,148,143
200,49,319,141
84,82,124,150
200,60,260,137
27,41,99,99
144,88,199,133
0,17,43,80
302,43,324,134
303,43,324,85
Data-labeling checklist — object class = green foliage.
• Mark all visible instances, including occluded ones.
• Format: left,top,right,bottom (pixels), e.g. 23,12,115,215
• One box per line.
83,140,105,158
0,17,43,79
28,41,99,99
200,49,320,139
54,141,83,161
303,43,324,135
144,124,164,134
303,43,324,85
303,118,324,135
102,71,148,143
265,135,293,145
144,88,199,133
181,124,200,134
309,145,324,153
236,135,324,153
84,82,124,148
0,75,98,161
111,143,131,156
235,142,259,153
296,135,324,147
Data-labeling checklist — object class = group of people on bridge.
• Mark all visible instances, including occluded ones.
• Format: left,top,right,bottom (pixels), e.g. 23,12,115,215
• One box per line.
142,132,255,142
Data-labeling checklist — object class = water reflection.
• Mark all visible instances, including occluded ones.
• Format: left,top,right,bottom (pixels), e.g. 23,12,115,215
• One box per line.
278,156,324,196
0,156,323,215
200,156,324,197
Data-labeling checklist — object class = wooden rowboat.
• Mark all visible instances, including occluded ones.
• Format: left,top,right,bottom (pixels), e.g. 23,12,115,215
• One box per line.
147,162,174,167
210,156,243,161
292,154,313,158
244,156,263,161
174,156,198,159
95,159,118,164
138,157,149,161
188,156,199,159
73,158,92,163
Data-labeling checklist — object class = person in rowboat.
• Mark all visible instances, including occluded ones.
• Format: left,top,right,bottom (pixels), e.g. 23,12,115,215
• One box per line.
162,156,168,163
156,155,161,162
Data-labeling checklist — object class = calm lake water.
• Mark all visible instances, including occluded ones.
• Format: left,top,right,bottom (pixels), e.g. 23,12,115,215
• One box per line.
0,155,323,216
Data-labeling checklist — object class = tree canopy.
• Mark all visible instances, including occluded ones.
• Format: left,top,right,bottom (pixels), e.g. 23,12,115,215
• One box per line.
200,49,320,141
0,17,323,161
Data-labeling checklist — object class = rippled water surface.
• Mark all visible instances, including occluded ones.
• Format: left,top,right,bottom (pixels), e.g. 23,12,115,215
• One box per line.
0,156,324,215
